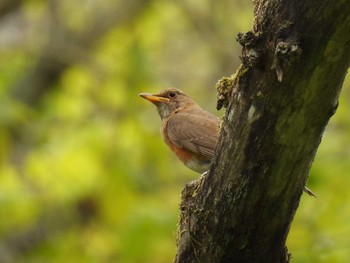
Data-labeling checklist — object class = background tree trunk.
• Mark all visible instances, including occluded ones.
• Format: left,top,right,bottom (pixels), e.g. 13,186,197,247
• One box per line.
175,1,350,262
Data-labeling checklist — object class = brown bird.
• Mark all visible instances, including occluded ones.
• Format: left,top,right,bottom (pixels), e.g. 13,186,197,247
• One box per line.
139,87,316,197
139,88,220,173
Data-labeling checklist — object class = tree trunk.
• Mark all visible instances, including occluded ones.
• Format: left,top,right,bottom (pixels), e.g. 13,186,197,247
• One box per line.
175,1,350,262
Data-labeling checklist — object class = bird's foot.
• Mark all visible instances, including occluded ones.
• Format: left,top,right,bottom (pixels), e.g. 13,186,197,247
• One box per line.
200,170,208,178
196,170,209,192
184,171,209,197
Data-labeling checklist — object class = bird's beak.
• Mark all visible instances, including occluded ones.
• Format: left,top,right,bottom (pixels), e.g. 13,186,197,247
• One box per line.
139,93,170,103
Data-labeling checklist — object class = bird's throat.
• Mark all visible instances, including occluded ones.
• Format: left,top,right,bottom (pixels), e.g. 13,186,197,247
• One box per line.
156,103,172,119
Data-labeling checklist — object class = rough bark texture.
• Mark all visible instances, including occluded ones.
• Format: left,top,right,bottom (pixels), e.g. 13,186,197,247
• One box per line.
175,1,350,263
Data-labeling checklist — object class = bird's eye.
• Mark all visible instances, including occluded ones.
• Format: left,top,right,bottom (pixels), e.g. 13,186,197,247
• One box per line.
168,91,176,98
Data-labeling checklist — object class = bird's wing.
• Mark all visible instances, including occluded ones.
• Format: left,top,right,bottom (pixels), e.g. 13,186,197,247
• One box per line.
166,111,220,159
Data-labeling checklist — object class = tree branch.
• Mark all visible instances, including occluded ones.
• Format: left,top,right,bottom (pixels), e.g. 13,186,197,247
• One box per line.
175,0,350,262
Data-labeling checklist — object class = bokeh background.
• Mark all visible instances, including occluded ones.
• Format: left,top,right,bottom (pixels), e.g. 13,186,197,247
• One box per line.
0,1,349,262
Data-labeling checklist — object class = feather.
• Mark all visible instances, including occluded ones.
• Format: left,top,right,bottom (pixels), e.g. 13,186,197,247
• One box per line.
166,110,220,159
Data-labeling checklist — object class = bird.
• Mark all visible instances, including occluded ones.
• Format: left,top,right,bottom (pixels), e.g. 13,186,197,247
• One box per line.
139,87,316,197
139,88,220,173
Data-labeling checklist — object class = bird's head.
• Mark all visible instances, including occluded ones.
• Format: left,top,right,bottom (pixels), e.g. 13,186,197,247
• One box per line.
139,88,196,119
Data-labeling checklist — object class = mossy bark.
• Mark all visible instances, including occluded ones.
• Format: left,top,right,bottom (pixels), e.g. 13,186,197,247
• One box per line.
175,1,350,262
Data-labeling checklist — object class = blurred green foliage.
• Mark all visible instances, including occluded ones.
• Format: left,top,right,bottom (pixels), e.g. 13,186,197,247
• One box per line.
0,0,349,262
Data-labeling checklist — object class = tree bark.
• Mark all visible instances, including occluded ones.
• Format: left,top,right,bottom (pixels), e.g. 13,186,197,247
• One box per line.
175,1,350,262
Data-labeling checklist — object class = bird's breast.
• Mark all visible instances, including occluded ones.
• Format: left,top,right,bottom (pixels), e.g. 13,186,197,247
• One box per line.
160,118,210,174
